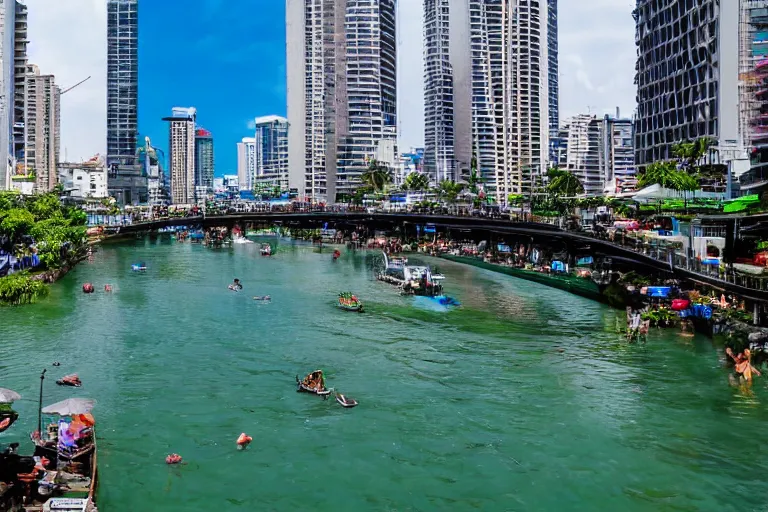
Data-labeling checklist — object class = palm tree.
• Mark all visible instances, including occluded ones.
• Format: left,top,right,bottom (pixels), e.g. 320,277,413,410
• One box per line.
437,180,465,204
672,137,712,172
637,161,679,189
467,154,483,194
402,172,430,191
360,159,392,193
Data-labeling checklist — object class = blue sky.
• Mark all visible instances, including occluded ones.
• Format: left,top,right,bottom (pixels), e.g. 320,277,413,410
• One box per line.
25,0,636,175
139,0,287,176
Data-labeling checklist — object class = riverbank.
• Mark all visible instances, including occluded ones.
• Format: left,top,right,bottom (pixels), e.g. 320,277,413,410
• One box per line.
439,254,605,303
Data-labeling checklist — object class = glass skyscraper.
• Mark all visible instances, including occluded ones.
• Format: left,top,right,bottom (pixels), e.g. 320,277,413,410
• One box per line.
194,128,214,189
107,0,138,166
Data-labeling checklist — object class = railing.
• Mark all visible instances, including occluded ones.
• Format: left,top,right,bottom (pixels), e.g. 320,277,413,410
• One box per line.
96,207,768,294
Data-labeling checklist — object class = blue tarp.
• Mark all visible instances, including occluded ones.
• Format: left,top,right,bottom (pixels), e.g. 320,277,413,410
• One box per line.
647,286,671,298
239,191,256,200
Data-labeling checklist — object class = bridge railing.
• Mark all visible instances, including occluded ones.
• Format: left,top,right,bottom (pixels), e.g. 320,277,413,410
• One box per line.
99,207,768,292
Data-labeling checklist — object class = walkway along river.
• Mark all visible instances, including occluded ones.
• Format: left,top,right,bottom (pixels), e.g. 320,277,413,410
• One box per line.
1,238,767,511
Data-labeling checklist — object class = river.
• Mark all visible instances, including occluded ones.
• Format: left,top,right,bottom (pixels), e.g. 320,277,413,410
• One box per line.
1,237,767,511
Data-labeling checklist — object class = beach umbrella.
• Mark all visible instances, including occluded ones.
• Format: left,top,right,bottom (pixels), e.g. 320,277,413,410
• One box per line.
0,388,21,403
42,398,95,416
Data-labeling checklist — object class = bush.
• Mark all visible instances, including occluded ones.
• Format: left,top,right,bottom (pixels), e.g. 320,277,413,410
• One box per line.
0,272,49,306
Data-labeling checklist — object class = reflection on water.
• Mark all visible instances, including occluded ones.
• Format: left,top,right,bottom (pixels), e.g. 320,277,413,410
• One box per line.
0,239,767,511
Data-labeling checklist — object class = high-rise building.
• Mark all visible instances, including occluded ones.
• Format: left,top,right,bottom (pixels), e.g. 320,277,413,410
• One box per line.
634,0,741,170
254,115,289,190
24,65,60,193
0,0,15,189
287,0,397,202
466,0,550,201
12,1,26,176
236,137,256,191
106,0,138,167
194,127,214,190
558,111,635,196
162,107,196,204
547,0,559,137
423,0,456,185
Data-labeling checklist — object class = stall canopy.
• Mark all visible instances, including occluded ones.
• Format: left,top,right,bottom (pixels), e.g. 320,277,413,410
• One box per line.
632,184,725,203
42,398,95,416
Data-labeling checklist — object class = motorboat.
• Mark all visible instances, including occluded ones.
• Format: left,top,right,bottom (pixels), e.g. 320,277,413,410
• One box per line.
335,394,358,408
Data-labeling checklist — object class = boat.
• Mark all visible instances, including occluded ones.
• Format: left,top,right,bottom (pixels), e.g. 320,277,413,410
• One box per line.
56,374,82,387
335,394,358,408
130,262,147,272
260,243,272,256
296,371,331,396
26,394,99,512
232,236,253,245
377,252,446,297
337,292,363,312
0,387,21,433
253,296,271,301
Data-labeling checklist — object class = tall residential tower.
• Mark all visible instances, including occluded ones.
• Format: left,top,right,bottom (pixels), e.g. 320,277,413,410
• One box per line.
163,107,196,204
194,127,214,190
287,0,397,202
423,1,553,201
106,0,138,166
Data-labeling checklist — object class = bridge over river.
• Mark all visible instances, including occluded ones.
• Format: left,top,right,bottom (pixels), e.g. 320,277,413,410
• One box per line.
107,211,768,304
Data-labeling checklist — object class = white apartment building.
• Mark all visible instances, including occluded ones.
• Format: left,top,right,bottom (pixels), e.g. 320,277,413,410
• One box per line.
287,0,397,202
23,64,60,193
424,0,551,203
236,136,256,191
162,107,196,204
58,159,108,199
254,115,289,190
558,112,636,196
0,0,14,189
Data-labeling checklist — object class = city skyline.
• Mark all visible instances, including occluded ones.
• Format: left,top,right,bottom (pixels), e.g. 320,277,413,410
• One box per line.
21,0,636,176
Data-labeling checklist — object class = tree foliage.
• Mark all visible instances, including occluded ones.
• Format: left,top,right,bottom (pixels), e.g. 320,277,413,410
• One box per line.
402,172,430,191
547,168,584,197
0,272,48,306
360,159,392,193
437,180,465,203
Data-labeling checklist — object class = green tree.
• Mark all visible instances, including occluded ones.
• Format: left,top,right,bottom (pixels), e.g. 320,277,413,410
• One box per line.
637,161,680,189
672,137,713,171
547,169,584,197
467,154,483,194
1,208,35,243
27,193,63,221
437,180,465,204
507,194,525,206
402,172,430,191
360,159,392,193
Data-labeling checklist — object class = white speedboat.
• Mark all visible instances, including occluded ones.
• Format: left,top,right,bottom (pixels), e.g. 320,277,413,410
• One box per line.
233,236,254,244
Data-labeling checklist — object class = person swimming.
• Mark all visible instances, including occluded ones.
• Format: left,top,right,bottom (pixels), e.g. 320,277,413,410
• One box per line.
253,295,271,301
228,278,243,291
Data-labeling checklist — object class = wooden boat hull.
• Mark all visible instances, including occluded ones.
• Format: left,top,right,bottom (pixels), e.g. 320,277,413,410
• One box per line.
296,379,331,396
337,303,363,312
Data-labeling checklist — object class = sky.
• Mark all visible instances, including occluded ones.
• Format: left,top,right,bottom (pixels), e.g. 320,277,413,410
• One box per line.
26,0,636,175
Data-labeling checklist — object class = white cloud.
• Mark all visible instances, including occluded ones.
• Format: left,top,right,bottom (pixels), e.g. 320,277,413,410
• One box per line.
25,0,106,162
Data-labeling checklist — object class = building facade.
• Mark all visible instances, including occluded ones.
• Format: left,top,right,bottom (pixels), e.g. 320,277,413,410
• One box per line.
23,65,60,193
194,127,214,190
58,158,108,199
423,0,456,185
0,0,14,189
558,112,635,196
547,0,559,137
236,137,256,191
12,0,26,177
634,0,741,170
287,0,397,202
163,107,196,204
106,0,138,168
254,115,288,190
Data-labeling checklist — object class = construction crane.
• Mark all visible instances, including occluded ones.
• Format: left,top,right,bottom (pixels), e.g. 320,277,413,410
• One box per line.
60,76,91,95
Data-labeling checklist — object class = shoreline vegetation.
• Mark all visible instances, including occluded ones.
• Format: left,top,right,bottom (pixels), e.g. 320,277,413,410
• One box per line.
0,189,87,306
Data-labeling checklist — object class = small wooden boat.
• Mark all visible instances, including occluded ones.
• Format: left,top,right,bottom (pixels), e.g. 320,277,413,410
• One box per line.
56,374,82,387
296,374,332,396
338,292,363,312
335,394,358,408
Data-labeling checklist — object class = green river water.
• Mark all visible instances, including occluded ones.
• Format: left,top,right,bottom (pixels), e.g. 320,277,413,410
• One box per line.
1,238,768,511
